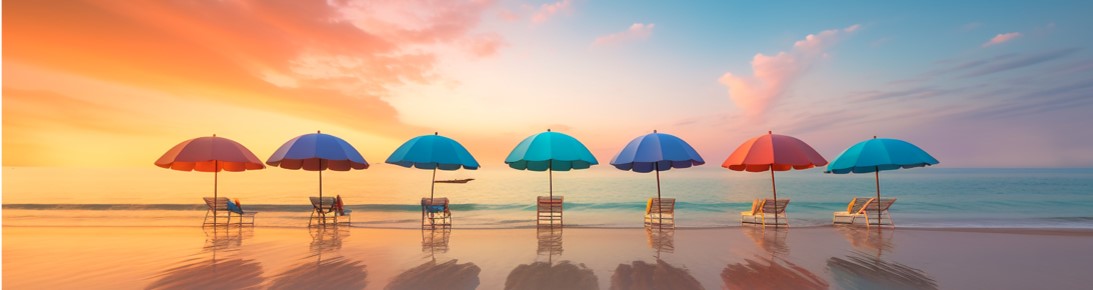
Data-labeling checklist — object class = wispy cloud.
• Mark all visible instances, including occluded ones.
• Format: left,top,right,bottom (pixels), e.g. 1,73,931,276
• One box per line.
531,0,572,23
592,23,655,47
717,24,859,117
982,32,1022,47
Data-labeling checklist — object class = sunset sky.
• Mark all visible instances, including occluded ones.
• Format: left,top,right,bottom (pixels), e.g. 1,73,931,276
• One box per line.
5,0,1093,169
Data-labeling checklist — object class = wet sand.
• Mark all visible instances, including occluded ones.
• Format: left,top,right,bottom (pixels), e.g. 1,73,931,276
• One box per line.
4,226,1093,289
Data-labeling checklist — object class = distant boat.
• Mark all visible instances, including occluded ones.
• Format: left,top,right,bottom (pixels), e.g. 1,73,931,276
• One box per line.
434,178,475,184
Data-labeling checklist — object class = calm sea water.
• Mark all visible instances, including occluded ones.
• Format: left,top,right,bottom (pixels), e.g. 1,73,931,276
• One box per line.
4,167,1092,228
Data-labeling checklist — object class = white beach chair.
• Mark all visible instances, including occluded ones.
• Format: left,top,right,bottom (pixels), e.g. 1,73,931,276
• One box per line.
741,198,790,226
644,198,676,227
203,197,256,226
309,196,339,226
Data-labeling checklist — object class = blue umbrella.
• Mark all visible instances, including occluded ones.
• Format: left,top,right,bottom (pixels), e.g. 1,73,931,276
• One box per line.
610,130,705,200
267,131,369,213
505,129,598,199
826,137,938,224
386,132,480,199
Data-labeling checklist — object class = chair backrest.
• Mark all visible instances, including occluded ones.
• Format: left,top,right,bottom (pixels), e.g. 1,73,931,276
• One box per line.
421,197,450,208
647,198,675,214
760,198,790,214
862,198,896,212
310,197,337,210
847,197,874,214
537,196,563,212
204,197,229,211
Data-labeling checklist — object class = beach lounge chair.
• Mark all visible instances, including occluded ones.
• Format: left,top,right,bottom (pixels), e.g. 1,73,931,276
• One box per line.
203,197,256,226
421,197,452,228
537,196,563,226
741,198,790,226
833,197,896,226
644,198,676,227
309,196,340,226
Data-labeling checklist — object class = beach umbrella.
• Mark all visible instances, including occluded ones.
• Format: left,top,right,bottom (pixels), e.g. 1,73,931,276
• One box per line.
386,132,480,200
155,135,265,225
825,137,938,225
722,131,828,225
505,129,598,199
266,131,369,215
610,130,704,219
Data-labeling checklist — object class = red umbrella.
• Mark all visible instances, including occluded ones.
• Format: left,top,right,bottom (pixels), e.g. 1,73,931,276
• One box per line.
155,135,265,225
722,131,827,225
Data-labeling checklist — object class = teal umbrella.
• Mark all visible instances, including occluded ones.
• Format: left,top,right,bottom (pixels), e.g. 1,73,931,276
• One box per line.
386,132,480,199
826,137,939,224
505,129,598,199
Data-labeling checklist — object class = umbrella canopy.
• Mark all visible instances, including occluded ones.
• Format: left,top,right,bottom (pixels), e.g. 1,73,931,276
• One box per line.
505,130,598,172
825,137,938,226
155,135,265,225
722,131,827,226
611,130,704,226
267,131,368,223
386,133,480,199
266,132,369,171
505,130,598,199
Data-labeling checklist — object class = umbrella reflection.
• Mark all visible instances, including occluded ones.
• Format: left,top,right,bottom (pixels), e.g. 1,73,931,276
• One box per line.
505,261,599,290
721,256,828,290
827,251,938,290
829,227,937,290
146,227,263,290
610,259,704,290
385,259,481,290
267,227,367,290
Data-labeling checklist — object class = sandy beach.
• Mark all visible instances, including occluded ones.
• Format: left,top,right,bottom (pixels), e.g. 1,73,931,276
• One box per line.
5,225,1093,289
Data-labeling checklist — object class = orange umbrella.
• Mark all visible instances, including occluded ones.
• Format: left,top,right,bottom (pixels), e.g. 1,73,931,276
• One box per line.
722,131,827,225
155,135,265,224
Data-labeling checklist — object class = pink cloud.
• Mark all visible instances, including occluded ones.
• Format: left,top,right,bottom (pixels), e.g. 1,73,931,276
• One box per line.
982,32,1022,47
718,25,859,117
464,33,507,57
592,23,655,47
531,0,572,23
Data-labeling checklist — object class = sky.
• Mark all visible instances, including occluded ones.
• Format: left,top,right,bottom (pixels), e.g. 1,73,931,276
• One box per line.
4,0,1093,170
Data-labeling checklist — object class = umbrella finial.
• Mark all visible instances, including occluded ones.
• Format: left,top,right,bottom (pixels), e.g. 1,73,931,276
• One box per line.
768,130,772,135
654,129,657,133
547,128,551,132
873,135,877,139
213,133,217,137
434,132,438,135
317,130,322,134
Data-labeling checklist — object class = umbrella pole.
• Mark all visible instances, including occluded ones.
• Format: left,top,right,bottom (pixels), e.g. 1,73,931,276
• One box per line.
770,167,779,227
431,167,437,200
656,162,662,226
549,160,553,200
214,160,219,226
319,160,324,225
875,167,881,229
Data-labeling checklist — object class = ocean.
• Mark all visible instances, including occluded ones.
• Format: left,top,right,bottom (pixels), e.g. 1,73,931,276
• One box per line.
4,167,1092,229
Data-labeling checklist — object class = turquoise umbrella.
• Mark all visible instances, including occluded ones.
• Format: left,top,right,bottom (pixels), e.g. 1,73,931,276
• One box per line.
826,137,939,224
505,129,598,199
386,132,480,199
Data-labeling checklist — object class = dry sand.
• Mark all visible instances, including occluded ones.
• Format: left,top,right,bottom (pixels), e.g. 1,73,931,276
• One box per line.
4,225,1093,289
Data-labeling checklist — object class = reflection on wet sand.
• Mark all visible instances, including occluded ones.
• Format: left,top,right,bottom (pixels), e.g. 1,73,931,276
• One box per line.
505,226,598,290
645,227,675,256
611,259,704,290
385,259,481,290
829,227,938,290
267,227,367,290
723,227,829,290
721,256,829,290
422,226,452,254
146,227,263,290
505,261,600,290
537,226,563,257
